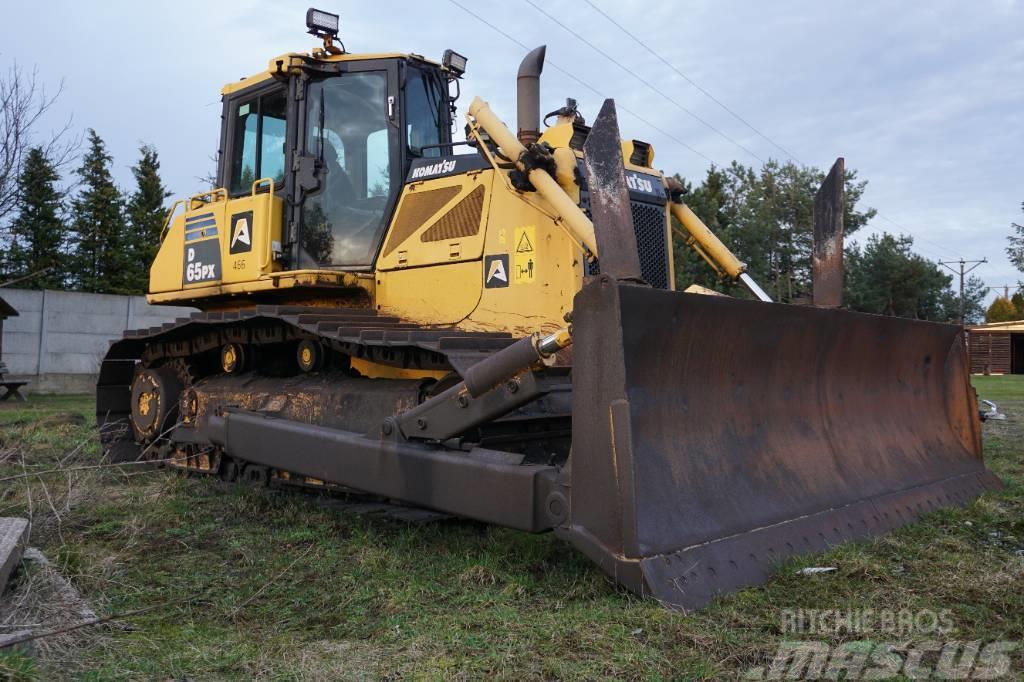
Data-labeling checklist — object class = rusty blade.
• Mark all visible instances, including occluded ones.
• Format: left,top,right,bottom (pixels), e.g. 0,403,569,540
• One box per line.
812,157,845,307
563,278,1001,610
581,99,644,282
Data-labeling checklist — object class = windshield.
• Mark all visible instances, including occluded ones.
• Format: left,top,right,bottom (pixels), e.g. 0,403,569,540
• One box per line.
301,71,394,266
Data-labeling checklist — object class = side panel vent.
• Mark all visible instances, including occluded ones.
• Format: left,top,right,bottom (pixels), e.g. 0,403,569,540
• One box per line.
421,186,486,242
383,186,461,256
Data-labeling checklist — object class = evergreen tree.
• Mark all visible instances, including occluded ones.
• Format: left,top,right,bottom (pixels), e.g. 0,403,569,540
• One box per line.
674,160,875,301
68,129,126,293
123,144,170,293
951,275,989,325
1005,202,1024,275
3,147,67,288
986,296,1018,323
844,232,973,322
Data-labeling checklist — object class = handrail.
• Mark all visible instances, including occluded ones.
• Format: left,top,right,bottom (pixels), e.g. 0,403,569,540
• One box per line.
252,178,276,269
159,199,185,243
188,187,228,210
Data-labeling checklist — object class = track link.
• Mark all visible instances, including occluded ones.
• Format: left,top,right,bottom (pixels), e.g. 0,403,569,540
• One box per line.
97,305,520,461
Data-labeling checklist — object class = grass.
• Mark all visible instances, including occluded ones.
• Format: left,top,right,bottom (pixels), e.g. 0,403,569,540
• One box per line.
0,380,1022,680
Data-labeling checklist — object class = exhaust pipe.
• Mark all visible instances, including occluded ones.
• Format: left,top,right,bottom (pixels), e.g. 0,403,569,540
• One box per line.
517,45,546,144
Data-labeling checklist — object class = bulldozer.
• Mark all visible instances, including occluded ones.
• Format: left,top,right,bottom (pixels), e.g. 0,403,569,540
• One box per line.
97,8,1001,610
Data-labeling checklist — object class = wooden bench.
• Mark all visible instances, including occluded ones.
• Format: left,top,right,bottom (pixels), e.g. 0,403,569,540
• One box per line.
0,362,28,402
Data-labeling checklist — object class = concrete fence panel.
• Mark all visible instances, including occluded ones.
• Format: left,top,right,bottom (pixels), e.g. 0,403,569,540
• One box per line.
1,288,196,394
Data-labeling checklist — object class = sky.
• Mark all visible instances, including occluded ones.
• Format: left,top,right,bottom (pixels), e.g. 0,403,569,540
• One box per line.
1,0,1021,301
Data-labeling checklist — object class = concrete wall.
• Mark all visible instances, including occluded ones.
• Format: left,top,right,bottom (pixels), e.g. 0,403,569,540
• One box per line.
1,289,197,394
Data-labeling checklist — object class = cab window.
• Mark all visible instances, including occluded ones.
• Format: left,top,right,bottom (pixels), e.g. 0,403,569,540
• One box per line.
301,71,395,266
405,67,446,159
229,90,287,195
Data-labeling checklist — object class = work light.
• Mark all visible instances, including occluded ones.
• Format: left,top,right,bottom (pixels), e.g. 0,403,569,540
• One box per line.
306,8,340,38
442,49,468,77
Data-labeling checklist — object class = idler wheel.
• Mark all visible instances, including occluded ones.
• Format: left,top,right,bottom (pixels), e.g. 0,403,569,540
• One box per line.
129,366,183,442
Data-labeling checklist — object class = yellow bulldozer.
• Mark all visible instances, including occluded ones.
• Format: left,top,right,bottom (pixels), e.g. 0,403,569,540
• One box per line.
97,9,1000,610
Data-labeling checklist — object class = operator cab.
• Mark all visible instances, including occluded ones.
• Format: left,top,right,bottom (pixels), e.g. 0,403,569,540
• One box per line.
215,8,465,272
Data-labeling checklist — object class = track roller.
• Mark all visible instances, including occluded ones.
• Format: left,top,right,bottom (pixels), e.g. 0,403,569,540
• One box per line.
220,343,247,374
296,339,323,372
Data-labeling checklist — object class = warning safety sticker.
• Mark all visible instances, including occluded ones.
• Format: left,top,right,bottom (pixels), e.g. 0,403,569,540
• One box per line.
513,225,536,284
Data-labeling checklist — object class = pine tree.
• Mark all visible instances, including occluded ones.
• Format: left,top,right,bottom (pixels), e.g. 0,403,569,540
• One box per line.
845,233,957,321
123,144,170,294
674,160,875,301
69,129,126,293
3,147,67,288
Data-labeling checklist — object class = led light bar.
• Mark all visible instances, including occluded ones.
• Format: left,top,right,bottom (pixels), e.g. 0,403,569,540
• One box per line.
306,8,340,38
442,49,468,77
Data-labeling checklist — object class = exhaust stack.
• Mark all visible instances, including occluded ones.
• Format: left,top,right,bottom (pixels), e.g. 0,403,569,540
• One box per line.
517,45,546,144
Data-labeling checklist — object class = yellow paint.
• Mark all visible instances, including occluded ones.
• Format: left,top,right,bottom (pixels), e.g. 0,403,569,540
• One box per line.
222,345,237,372
349,357,449,381
221,52,435,96
146,52,725,339
376,171,493,271
513,225,537,285
671,202,745,279
149,179,285,300
376,260,482,325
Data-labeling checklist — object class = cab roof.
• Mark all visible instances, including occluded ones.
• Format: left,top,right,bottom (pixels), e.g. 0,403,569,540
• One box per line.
221,51,442,96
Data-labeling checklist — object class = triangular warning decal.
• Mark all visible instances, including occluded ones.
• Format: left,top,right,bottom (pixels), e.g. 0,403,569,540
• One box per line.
516,231,534,253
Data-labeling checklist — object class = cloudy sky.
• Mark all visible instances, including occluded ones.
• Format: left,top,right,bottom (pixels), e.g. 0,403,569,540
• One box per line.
2,0,1021,300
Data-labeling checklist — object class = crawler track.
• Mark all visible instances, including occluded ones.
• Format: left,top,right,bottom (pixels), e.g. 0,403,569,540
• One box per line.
97,305,525,465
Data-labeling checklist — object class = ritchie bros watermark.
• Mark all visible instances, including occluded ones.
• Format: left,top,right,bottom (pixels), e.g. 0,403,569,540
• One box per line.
742,609,1019,680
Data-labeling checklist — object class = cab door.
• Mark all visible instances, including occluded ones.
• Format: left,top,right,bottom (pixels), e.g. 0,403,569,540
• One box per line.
294,60,402,270
218,84,288,284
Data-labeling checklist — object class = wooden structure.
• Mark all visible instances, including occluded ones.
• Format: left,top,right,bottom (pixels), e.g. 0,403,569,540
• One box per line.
968,320,1024,374
0,296,27,401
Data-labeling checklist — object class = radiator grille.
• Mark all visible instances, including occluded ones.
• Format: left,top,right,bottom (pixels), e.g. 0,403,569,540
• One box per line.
420,185,485,242
382,185,461,256
631,202,670,289
584,200,670,289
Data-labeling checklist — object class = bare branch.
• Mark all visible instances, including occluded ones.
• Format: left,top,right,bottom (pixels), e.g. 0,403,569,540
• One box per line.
0,62,79,224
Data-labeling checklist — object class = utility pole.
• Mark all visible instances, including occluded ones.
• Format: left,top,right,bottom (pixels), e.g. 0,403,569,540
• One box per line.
939,258,987,327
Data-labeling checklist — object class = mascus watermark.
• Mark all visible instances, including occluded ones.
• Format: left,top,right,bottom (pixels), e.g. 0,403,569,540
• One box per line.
744,640,1019,680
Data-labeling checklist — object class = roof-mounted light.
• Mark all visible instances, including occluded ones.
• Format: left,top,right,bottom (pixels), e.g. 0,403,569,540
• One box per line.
306,8,340,38
442,49,468,77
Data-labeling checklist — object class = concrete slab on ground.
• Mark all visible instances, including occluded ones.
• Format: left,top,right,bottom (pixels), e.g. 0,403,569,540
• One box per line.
0,517,28,594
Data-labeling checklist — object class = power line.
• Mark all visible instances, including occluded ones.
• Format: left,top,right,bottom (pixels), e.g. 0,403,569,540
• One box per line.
451,0,966,268
577,1,974,263
879,214,964,259
522,0,766,164
939,258,987,327
447,0,721,165
581,0,803,165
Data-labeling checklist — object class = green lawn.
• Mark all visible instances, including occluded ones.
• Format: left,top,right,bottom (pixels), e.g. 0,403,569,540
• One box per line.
972,373,1024,403
0,381,1021,680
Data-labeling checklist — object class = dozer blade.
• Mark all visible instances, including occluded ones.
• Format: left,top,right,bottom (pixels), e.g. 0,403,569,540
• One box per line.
561,277,1002,610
